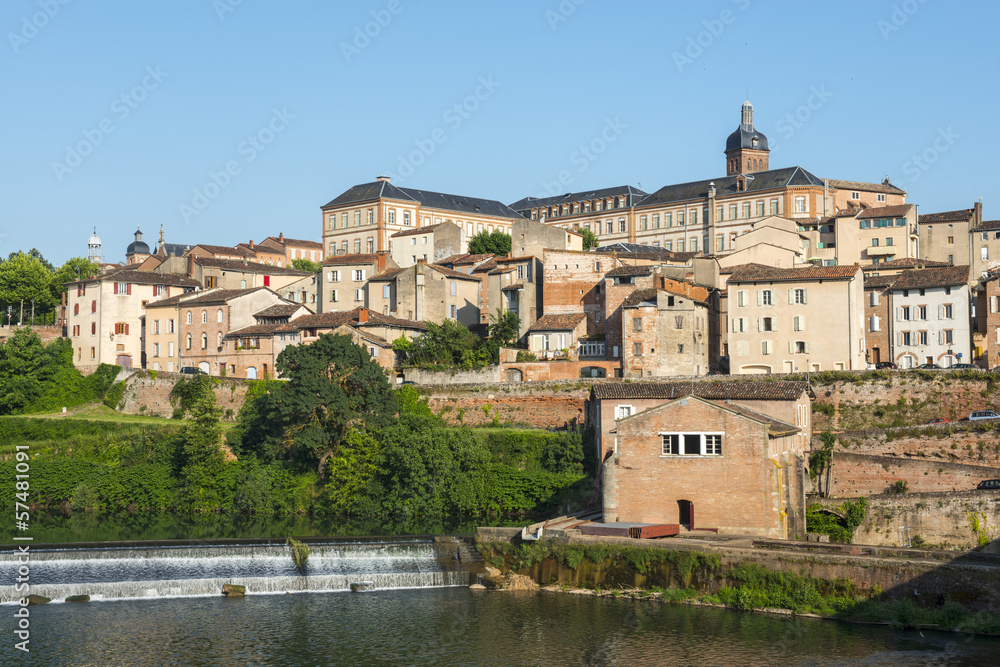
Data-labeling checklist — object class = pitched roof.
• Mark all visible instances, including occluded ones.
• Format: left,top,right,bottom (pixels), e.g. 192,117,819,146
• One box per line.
226,323,302,337
637,167,824,209
194,257,311,276
69,269,200,288
367,268,407,282
147,288,266,308
606,265,654,277
435,253,493,266
254,304,303,318
973,220,1000,232
919,209,975,224
890,265,970,290
390,223,454,238
727,264,861,283
321,254,384,266
827,178,906,195
155,243,195,257
191,244,255,257
861,258,950,272
592,381,810,402
864,275,898,289
509,185,648,213
857,204,913,219
429,264,480,281
621,288,658,308
527,313,587,331
292,308,427,331
711,401,800,437
322,180,522,220
261,236,323,250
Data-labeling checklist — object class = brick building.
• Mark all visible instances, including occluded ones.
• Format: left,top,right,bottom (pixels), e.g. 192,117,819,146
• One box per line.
368,262,481,327
620,288,710,378
256,233,325,265
864,274,896,366
603,395,806,538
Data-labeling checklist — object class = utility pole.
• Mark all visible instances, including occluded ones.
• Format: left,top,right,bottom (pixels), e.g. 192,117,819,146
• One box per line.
30,300,34,326
19,300,23,326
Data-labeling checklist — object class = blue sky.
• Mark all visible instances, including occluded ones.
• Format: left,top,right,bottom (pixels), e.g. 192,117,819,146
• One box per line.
3,0,998,265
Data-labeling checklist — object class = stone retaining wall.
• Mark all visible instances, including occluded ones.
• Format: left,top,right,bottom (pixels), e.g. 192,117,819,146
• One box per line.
828,452,1000,497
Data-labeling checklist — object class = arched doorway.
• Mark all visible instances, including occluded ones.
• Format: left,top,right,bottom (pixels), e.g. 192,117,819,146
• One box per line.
246,366,257,379
198,361,210,375
505,369,522,383
678,500,694,530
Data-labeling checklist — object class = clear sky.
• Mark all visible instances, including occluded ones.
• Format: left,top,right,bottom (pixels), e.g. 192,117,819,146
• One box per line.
3,0,998,265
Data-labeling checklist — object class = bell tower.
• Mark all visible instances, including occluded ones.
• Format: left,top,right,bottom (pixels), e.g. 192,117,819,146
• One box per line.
725,100,770,176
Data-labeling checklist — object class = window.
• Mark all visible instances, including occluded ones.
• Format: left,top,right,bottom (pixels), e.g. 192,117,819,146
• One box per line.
869,315,880,332
690,237,698,253
674,316,684,329
900,331,911,346
367,209,374,225
114,322,128,335
793,341,809,354
918,305,927,320
186,311,193,325
202,310,208,324
661,433,722,456
74,303,79,315
632,317,642,332
793,315,805,332
742,203,750,219
851,191,860,200
633,342,643,356
943,304,953,319
945,330,954,344
899,306,911,321
403,211,411,226
794,197,806,213
737,290,748,307
367,238,374,253
761,317,774,332
947,236,954,244
355,289,364,302
168,342,174,357
387,209,395,225
759,290,773,306
792,289,807,304
757,201,765,217
653,214,660,228
918,331,928,345
770,198,779,215
217,309,223,323
353,270,366,281
872,238,879,247
983,247,989,261
90,322,96,335
619,219,626,233
877,194,886,202
761,340,773,355
330,289,339,302
152,320,160,334
870,291,880,307
678,211,685,226
729,204,737,220
114,282,129,295
186,334,192,350
201,333,208,349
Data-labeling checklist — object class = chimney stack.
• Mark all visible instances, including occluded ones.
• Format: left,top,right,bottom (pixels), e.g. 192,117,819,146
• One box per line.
974,201,983,226
279,233,284,243
249,240,255,249
188,253,196,278
358,307,369,324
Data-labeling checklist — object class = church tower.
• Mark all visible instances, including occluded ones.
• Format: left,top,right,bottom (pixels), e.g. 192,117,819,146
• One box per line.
126,227,151,265
725,100,770,176
88,228,102,264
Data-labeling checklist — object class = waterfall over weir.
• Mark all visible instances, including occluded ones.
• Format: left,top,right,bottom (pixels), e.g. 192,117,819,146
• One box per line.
0,539,472,603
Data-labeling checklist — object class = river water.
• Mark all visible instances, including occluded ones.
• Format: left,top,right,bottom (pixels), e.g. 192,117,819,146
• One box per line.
2,539,997,665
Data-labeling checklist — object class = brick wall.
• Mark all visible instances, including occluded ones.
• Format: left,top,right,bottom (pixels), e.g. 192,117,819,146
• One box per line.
829,452,1000,496
500,360,618,383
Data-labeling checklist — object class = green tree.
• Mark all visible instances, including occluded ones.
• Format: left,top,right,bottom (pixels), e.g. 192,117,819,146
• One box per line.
238,334,396,475
0,252,58,324
291,258,322,273
0,328,60,414
402,320,483,368
51,257,99,311
488,309,520,347
580,228,599,251
468,229,512,256
174,392,227,511
9,248,54,272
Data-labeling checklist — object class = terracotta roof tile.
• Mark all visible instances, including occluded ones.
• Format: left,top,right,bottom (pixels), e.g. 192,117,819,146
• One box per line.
68,270,200,288
368,268,407,282
864,275,898,289
429,264,481,281
592,381,810,401
621,288,658,308
527,313,587,331
827,178,906,195
973,220,1000,232
390,223,452,238
919,209,975,224
255,304,302,318
194,257,311,276
890,265,970,290
606,265,654,277
728,264,861,283
857,204,913,219
861,258,950,271
226,323,301,337
292,308,427,331
321,254,384,266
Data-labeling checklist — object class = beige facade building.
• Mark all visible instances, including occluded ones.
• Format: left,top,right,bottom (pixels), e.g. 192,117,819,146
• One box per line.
368,262,481,328
66,269,199,372
318,253,396,313
153,255,310,292
257,234,325,265
726,264,866,374
488,256,543,341
389,222,464,268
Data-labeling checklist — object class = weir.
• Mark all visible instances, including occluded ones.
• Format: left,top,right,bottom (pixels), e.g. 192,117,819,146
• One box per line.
0,539,473,603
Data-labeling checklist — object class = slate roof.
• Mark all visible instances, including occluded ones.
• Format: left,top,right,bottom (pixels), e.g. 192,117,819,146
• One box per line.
636,167,824,209
827,178,906,195
890,265,970,290
728,264,861,283
292,309,427,331
254,304,302,318
725,125,768,152
390,223,453,238
527,313,587,331
155,243,195,257
226,323,302,337
322,180,522,220
606,265,654,277
194,258,312,276
509,185,648,214
857,205,913,219
322,254,384,266
592,381,810,401
919,209,975,224
68,270,200,288
861,258,950,272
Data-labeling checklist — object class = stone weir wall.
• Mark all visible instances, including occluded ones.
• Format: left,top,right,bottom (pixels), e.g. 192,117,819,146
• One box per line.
421,380,597,428
816,490,1000,552
828,452,1000,497
115,372,251,419
477,528,1000,611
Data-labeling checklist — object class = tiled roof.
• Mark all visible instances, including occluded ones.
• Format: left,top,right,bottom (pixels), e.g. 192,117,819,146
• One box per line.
155,243,195,257
235,243,282,256
436,253,494,266
827,178,906,195
322,180,522,220
713,401,800,437
592,381,810,401
194,257,311,276
292,308,427,331
509,185,648,214
890,265,970,290
606,265,654,277
191,244,255,257
621,288,658,308
390,223,452,238
500,283,524,291
368,268,407,282
527,313,587,331
864,275,898,289
919,209,974,224
254,304,302,318
857,205,913,219
226,323,302,337
322,254,384,266
261,236,323,250
147,288,265,308
637,167,825,209
429,264,480,281
727,264,861,283
973,220,1000,232
474,259,498,273
861,258,950,272
68,270,200,288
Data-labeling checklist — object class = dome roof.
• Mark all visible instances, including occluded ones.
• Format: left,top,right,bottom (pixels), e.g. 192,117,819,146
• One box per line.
127,240,150,255
89,232,101,245
726,126,768,152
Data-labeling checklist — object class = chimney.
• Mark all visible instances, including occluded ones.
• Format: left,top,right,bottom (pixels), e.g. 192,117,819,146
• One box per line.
974,201,983,226
376,175,390,183
279,233,284,243
249,240,254,249
358,307,369,324
188,253,196,278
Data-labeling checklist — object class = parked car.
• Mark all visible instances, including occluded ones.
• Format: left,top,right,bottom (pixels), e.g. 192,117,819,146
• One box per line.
915,363,943,370
950,363,977,370
926,417,950,424
977,479,1000,490
875,362,898,370
179,366,207,375
968,410,1000,421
